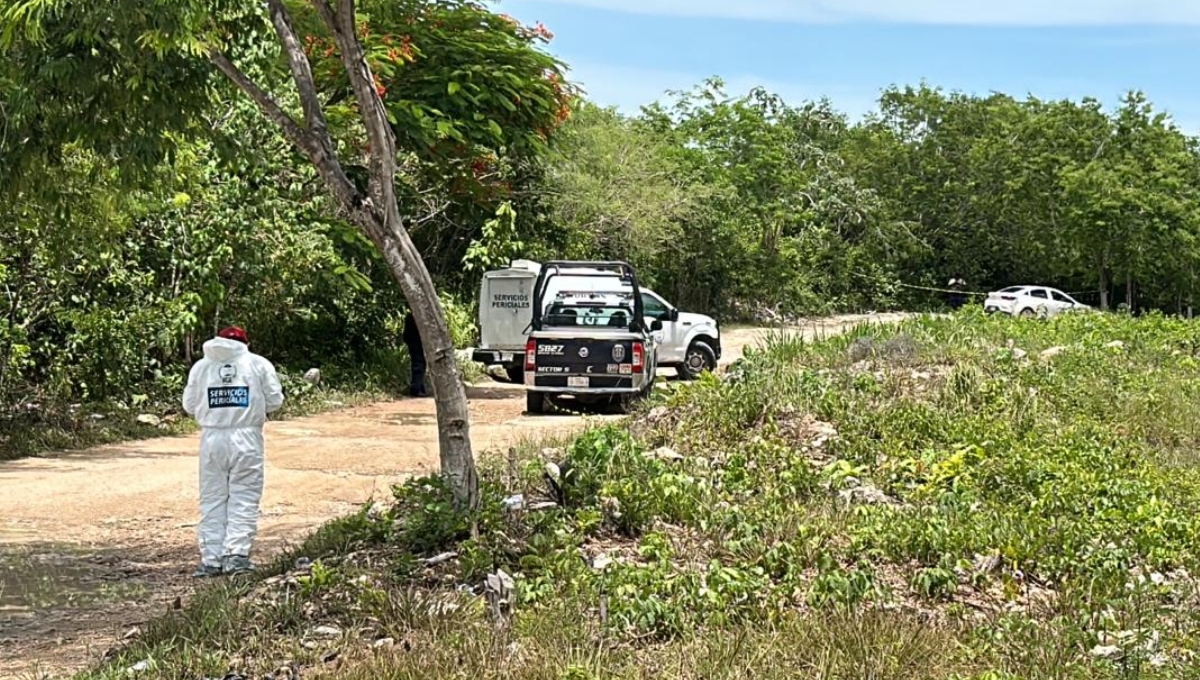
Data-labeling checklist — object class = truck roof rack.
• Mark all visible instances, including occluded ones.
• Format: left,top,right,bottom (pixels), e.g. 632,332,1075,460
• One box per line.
539,260,634,278
531,261,645,332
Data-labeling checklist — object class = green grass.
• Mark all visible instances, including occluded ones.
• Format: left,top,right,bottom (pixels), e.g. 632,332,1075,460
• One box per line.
74,309,1200,680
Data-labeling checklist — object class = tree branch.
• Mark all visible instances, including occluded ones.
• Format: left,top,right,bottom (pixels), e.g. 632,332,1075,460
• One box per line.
210,51,314,154
266,0,333,148
209,50,362,216
310,0,339,35
316,0,398,210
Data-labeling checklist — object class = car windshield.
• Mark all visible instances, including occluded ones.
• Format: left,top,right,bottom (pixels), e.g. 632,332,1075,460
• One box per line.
544,303,634,329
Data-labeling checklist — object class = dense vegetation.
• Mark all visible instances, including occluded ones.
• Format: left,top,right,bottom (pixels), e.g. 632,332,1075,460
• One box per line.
79,311,1200,679
4,0,1200,464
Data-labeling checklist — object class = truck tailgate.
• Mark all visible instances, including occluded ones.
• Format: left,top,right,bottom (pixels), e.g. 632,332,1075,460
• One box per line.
528,335,640,389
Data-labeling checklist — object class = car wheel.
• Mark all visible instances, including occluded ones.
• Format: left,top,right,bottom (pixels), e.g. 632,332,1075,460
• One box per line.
505,366,524,384
526,391,546,415
1019,308,1036,318
676,340,717,381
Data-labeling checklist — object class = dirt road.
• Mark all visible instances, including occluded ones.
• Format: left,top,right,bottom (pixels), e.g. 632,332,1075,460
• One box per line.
0,314,906,677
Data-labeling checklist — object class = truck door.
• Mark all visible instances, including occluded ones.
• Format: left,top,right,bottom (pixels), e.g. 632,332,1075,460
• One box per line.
640,291,682,363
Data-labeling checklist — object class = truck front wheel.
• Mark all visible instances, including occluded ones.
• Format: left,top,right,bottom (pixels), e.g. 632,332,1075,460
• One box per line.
677,340,717,380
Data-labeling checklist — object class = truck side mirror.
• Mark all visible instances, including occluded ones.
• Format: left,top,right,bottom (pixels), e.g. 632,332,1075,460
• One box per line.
651,319,664,332
667,308,680,322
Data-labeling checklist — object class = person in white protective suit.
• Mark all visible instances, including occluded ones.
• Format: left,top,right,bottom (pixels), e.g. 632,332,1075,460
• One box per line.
182,326,284,577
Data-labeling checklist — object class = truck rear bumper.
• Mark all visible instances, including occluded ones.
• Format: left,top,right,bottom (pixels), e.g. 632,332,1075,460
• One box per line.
527,387,642,395
526,373,648,393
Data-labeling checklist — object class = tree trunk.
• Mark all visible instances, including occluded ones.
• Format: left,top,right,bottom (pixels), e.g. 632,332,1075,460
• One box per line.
353,203,478,509
1125,272,1134,312
211,0,479,508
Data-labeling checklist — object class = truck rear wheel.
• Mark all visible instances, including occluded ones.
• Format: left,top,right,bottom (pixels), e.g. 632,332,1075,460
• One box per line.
677,340,717,381
526,391,547,415
612,377,655,414
610,394,637,415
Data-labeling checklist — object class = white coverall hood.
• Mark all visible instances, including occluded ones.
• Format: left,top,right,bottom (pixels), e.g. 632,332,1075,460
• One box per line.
183,338,284,430
203,336,248,362
183,337,284,569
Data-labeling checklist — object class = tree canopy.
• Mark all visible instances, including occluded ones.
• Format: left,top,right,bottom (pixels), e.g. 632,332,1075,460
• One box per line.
5,1,1200,473
1,0,578,503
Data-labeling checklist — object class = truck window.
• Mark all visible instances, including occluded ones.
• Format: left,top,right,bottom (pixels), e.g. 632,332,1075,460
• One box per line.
640,293,669,319
545,305,579,327
546,304,633,328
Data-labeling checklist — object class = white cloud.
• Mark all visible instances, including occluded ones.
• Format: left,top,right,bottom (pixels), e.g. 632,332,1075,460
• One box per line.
564,63,698,112
564,62,881,118
526,0,1200,25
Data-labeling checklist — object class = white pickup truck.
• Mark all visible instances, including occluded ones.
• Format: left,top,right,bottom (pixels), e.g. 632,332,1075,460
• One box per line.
471,259,721,383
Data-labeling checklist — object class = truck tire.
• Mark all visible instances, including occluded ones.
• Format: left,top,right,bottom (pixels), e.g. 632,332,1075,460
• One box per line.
614,395,642,415
676,340,717,381
526,391,547,415
505,366,524,384
612,376,655,414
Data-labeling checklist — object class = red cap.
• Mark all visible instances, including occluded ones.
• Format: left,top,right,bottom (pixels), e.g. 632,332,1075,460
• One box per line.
218,326,249,344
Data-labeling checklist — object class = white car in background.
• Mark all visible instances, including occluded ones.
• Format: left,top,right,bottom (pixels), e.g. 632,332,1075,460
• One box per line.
984,286,1091,318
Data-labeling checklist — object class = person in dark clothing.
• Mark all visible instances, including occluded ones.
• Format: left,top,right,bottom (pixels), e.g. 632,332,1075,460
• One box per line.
402,311,429,398
947,278,968,310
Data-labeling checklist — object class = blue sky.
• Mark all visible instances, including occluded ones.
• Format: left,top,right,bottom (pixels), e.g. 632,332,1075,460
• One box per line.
492,0,1200,131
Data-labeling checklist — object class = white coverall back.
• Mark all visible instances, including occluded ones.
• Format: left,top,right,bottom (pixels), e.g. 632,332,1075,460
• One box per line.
182,337,284,568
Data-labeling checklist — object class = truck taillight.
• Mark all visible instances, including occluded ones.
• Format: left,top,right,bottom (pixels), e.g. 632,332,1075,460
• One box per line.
632,342,644,373
525,339,536,371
